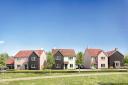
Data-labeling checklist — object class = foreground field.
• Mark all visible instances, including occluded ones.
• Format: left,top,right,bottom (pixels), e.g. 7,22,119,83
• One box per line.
0,73,128,85
0,73,51,79
0,69,127,79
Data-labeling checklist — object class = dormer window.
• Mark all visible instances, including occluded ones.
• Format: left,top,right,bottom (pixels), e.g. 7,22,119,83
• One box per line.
31,57,36,61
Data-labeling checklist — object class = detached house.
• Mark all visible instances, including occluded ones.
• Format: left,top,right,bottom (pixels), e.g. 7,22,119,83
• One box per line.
106,48,124,68
14,50,46,70
84,48,108,69
6,57,14,69
52,49,76,69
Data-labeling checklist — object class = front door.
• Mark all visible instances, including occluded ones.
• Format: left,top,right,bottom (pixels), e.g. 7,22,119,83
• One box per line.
65,64,68,69
25,64,28,70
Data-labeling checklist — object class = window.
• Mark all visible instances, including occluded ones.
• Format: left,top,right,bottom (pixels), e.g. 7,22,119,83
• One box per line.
56,64,61,68
31,64,36,68
56,56,61,60
101,57,105,60
17,58,21,61
92,57,95,62
17,65,21,68
101,64,105,67
70,64,73,68
115,62,120,66
69,57,73,60
31,57,36,61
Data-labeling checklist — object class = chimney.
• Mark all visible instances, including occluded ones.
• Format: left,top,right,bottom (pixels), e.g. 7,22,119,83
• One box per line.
114,48,118,51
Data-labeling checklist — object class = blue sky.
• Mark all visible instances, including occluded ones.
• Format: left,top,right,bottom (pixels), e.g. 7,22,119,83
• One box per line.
0,0,128,55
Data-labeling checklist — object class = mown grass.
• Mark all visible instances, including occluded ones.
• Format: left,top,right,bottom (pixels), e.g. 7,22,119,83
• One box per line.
0,74,128,85
0,71,128,79
0,69,127,79
0,73,73,79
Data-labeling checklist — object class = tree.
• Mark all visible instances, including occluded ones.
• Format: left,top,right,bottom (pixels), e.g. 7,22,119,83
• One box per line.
124,54,128,64
76,52,83,73
0,53,9,67
76,52,83,65
46,52,55,72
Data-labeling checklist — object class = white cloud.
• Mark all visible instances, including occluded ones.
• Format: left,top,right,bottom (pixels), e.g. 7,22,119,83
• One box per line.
0,41,5,44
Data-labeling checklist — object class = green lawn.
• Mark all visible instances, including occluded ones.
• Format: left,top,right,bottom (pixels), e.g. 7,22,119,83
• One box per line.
0,73,68,79
0,74,128,85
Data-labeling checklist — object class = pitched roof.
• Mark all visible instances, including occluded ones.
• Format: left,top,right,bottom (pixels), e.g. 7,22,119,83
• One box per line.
105,50,115,56
15,50,33,58
34,50,45,56
52,49,76,57
86,48,102,57
6,57,14,64
14,50,44,58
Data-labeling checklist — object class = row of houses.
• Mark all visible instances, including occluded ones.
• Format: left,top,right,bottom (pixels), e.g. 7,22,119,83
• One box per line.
6,48,124,70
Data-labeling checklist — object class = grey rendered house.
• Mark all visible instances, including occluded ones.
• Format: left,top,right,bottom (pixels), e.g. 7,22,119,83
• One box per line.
106,48,124,68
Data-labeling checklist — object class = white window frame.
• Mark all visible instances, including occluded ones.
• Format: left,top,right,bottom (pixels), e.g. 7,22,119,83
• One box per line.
69,57,73,60
70,64,73,68
91,57,95,62
101,57,105,60
101,64,105,68
31,57,36,61
56,64,61,68
31,64,36,68
56,56,61,60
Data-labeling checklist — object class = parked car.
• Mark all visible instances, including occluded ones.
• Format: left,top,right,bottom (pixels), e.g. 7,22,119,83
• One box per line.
0,67,8,72
76,65,85,69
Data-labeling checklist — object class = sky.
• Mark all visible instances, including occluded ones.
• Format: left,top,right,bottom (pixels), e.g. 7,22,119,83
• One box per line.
0,0,128,56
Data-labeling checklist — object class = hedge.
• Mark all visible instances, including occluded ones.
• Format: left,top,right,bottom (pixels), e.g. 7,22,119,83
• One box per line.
1,69,128,73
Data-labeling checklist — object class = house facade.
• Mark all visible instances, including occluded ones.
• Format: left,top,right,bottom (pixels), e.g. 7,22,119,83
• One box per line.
106,48,124,68
84,48,108,69
52,49,76,69
14,50,47,70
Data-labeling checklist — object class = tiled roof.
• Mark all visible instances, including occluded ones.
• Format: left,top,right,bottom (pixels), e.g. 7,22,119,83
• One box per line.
14,50,44,58
15,50,33,58
52,49,76,57
106,50,115,56
6,57,14,64
86,48,102,57
34,50,45,56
